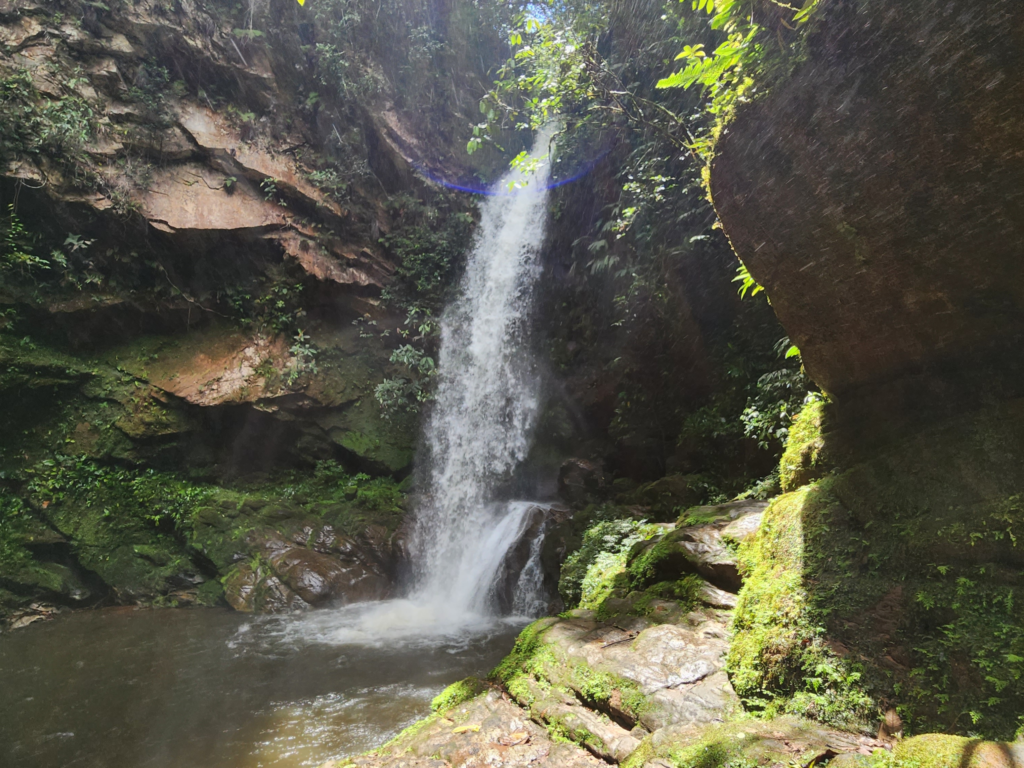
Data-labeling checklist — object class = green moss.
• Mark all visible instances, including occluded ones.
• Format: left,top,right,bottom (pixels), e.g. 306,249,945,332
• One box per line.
195,579,225,607
635,576,704,612
325,398,414,473
567,659,650,721
661,718,848,768
374,712,440,755
877,734,1023,768
627,536,681,589
544,713,600,751
779,399,829,492
0,451,411,621
491,618,556,685
492,618,650,730
731,399,1024,738
622,736,657,768
727,486,875,731
430,677,487,713
559,517,657,608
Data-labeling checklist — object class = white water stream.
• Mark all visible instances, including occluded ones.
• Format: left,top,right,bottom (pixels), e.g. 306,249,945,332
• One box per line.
0,131,559,768
409,126,555,619
280,129,556,646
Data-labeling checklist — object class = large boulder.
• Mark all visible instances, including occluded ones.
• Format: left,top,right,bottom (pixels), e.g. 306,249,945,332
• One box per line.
711,0,1024,417
267,546,390,606
708,0,1024,737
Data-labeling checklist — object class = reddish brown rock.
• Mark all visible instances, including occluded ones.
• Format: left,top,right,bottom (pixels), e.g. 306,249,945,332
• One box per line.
268,547,390,607
711,0,1024,415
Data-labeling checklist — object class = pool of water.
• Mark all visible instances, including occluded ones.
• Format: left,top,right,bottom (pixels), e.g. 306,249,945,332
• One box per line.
0,602,525,768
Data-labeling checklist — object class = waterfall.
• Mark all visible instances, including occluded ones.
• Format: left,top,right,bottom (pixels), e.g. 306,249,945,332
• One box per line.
408,126,555,620
277,131,556,647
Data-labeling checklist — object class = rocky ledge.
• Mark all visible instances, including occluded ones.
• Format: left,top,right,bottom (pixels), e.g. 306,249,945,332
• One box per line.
328,496,1024,768
322,501,891,768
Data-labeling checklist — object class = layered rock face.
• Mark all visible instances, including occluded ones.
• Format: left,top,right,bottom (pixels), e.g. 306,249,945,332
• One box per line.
711,0,1024,737
0,0,511,620
0,0,506,477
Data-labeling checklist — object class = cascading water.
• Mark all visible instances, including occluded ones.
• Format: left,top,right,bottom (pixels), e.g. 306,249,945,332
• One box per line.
0,131,562,768
408,125,556,620
274,128,557,646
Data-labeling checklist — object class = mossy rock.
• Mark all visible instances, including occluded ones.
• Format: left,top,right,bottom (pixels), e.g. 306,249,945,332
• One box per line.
39,498,200,602
779,398,830,492
887,735,1024,768
492,618,650,727
639,716,874,768
431,677,489,713
318,398,414,473
730,398,1024,738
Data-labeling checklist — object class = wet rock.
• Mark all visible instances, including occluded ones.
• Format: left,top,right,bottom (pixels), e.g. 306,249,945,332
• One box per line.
345,687,607,768
6,603,60,631
558,458,609,505
492,505,549,614
223,563,305,613
268,546,390,606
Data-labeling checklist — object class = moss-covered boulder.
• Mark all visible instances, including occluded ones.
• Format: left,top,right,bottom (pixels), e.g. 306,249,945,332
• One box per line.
888,735,1024,768
630,716,886,768
779,399,830,492
729,398,1024,738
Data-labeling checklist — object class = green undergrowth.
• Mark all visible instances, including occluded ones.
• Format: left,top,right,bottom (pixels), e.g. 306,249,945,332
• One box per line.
558,512,712,623
0,455,407,618
558,517,659,608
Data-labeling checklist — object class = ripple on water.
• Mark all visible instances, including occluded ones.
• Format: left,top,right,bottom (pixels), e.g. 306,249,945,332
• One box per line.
0,605,525,768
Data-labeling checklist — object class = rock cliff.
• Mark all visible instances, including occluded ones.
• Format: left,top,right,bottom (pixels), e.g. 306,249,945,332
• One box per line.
710,0,1024,737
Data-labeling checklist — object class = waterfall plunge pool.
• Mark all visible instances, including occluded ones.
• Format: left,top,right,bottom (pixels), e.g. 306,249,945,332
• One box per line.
0,129,559,768
0,603,527,768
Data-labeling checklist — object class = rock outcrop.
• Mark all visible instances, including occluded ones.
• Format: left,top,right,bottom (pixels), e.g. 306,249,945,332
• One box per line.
709,0,1024,738
711,0,1024,413
334,503,891,768
342,687,608,768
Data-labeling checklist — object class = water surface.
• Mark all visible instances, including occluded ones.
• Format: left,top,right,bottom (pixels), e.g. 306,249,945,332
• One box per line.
0,603,523,768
